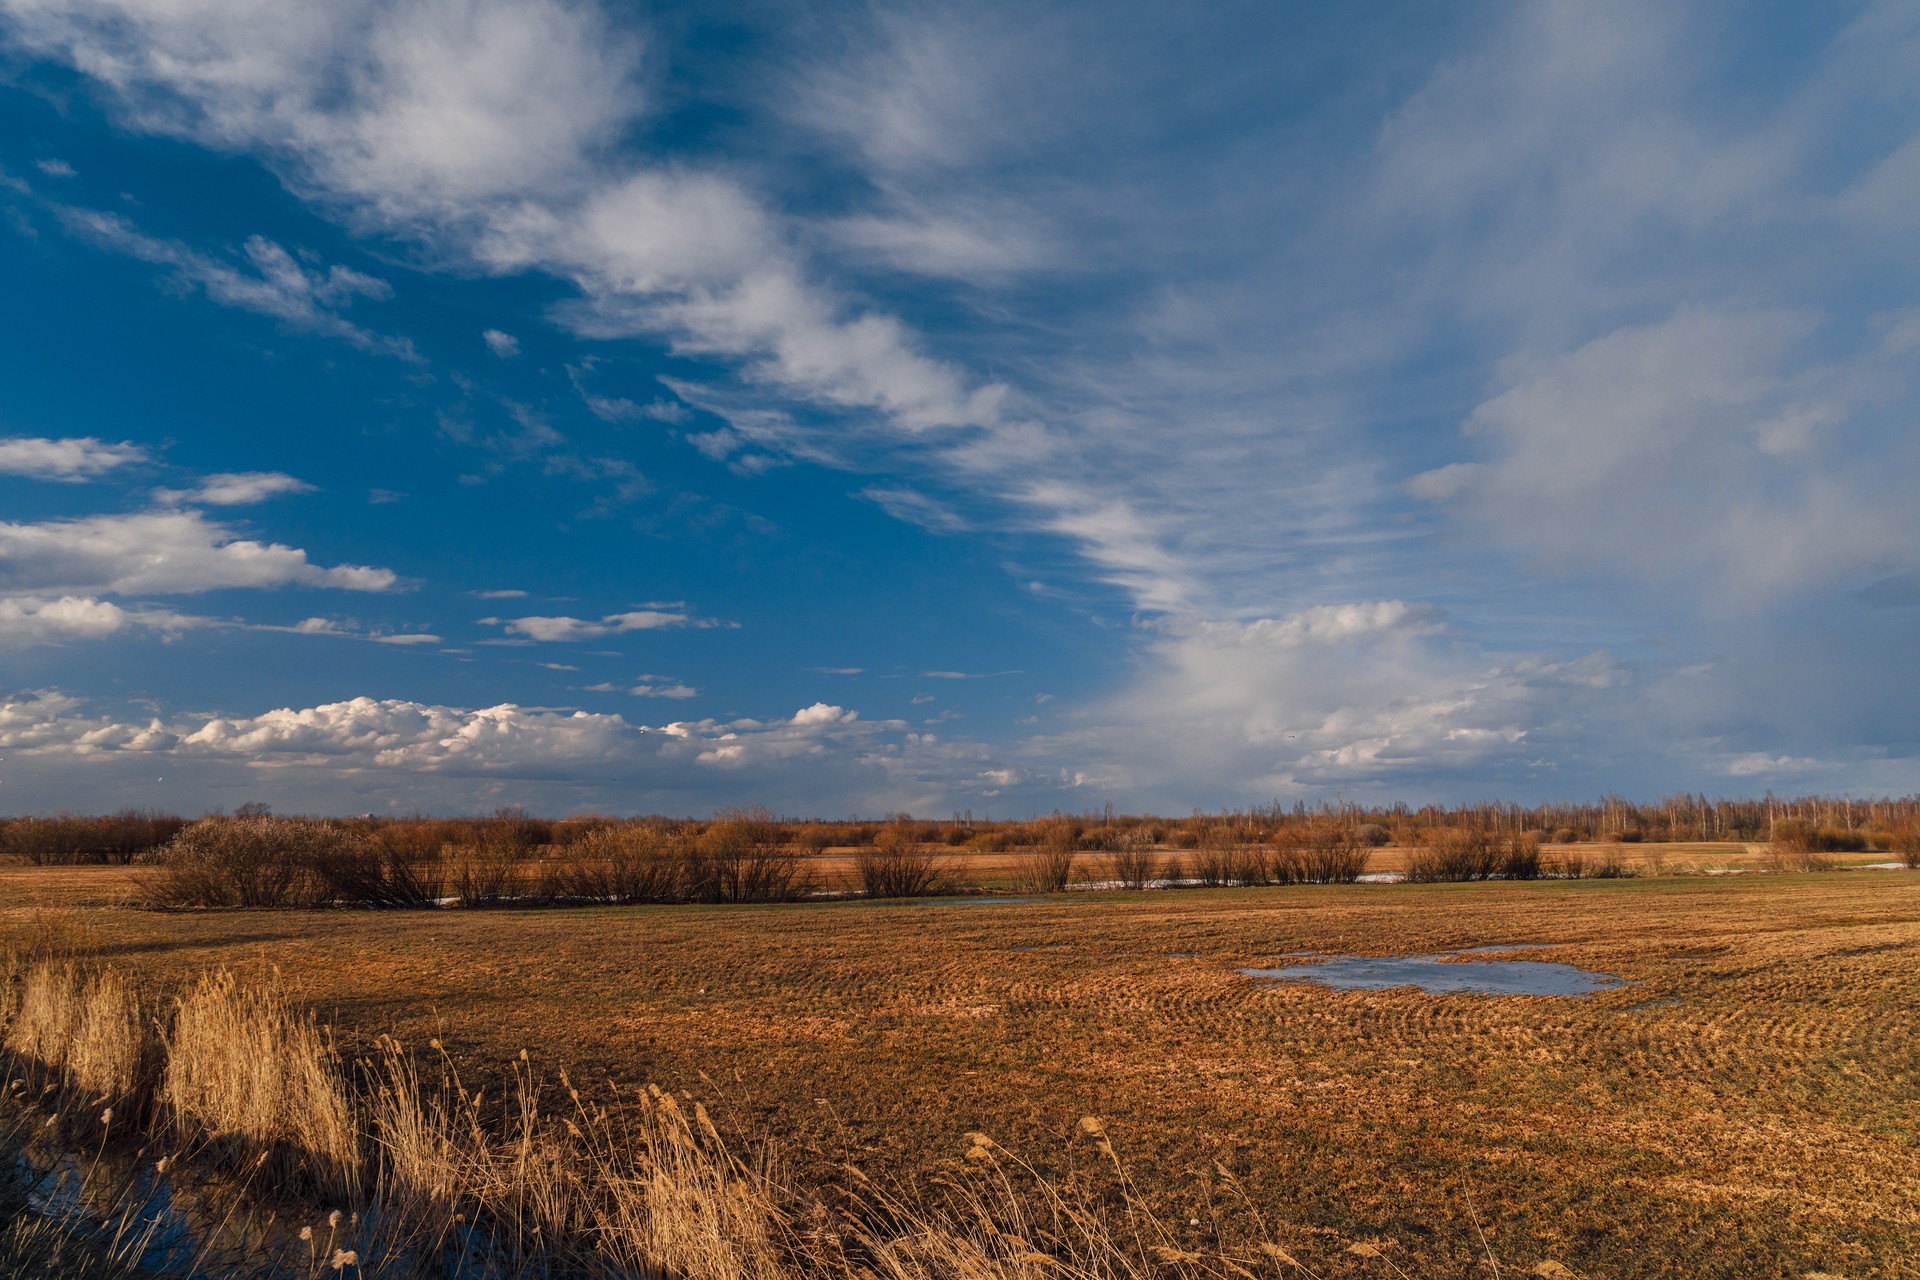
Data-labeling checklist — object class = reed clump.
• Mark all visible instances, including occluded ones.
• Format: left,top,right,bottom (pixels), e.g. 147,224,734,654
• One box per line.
163,969,361,1196
4,963,153,1110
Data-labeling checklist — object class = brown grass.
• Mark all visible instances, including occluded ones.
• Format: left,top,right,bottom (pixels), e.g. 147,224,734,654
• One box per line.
5,866,1920,1275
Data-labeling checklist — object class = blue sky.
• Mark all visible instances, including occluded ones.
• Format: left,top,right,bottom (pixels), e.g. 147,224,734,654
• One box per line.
0,0,1915,816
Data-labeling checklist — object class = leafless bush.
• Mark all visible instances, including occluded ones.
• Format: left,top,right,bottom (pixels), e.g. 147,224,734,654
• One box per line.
141,817,354,908
450,834,535,907
1767,819,1841,873
1404,829,1541,883
857,815,952,899
1016,817,1079,892
686,807,813,902
1589,847,1638,878
555,824,688,902
1270,819,1373,884
1894,820,1920,870
1,811,187,866
1188,824,1240,887
309,833,446,907
1548,848,1589,879
1103,827,1163,890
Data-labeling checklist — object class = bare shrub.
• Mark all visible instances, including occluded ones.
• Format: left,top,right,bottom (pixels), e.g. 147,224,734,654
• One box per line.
450,835,534,907
857,815,952,899
1270,819,1373,884
310,829,446,907
1548,848,1589,879
557,823,687,903
1188,824,1239,887
0,811,188,866
1016,818,1080,893
1353,823,1392,848
1104,827,1163,890
1767,819,1839,873
1589,846,1638,878
1404,829,1541,883
140,816,352,908
1894,820,1920,870
686,807,813,903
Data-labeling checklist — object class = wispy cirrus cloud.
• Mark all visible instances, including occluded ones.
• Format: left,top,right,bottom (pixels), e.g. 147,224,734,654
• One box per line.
55,207,414,356
155,471,317,507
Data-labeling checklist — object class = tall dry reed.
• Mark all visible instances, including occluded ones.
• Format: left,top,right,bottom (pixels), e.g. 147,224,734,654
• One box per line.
163,969,360,1196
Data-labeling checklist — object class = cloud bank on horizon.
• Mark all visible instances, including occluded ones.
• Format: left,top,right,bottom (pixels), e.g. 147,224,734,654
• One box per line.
0,0,1915,815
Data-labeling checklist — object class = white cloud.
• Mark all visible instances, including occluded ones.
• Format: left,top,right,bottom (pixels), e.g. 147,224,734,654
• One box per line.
155,471,316,506
274,616,439,645
0,436,146,481
57,209,408,354
1723,752,1824,778
0,594,205,646
484,608,714,642
33,158,75,178
1409,306,1920,601
587,678,698,699
0,511,398,595
482,328,520,357
860,486,966,533
0,689,1055,814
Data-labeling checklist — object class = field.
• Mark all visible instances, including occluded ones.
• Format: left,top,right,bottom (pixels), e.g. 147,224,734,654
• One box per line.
5,855,1918,1278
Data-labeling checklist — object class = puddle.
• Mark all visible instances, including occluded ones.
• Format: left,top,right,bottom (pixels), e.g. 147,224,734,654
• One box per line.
925,896,1045,906
1242,949,1626,996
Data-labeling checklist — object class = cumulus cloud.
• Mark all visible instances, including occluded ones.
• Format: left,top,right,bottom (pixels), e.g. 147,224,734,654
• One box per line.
0,594,205,646
0,690,1054,814
0,436,146,481
155,471,316,506
0,511,399,595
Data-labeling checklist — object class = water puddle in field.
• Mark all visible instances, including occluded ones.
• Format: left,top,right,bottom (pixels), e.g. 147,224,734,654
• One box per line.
925,896,1046,907
1242,948,1626,996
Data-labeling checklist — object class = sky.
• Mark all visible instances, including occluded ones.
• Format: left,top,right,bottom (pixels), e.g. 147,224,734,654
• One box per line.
0,0,1916,817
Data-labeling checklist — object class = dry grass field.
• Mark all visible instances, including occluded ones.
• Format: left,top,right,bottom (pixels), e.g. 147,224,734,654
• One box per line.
4,861,1918,1277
